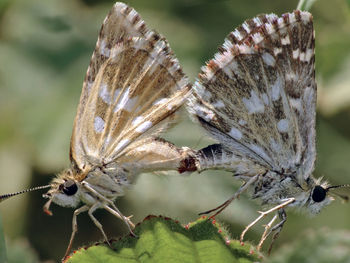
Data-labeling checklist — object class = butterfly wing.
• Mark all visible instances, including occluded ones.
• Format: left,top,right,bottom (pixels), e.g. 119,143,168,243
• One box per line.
188,11,316,181
82,2,149,90
70,3,190,174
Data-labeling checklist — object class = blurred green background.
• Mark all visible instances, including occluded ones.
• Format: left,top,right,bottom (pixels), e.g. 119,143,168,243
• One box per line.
0,0,350,262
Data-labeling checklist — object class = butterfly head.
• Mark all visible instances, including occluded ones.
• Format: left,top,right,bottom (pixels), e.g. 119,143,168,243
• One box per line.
43,169,81,215
303,177,350,214
303,180,332,214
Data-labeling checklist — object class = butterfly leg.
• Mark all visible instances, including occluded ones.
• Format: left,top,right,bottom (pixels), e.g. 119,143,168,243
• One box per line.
240,198,294,244
267,209,287,255
63,205,89,260
103,204,136,236
199,174,260,217
257,214,278,250
257,208,287,252
82,182,136,235
88,202,111,246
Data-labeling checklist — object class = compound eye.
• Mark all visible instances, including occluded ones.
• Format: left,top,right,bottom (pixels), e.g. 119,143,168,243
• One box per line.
312,185,327,202
62,180,78,196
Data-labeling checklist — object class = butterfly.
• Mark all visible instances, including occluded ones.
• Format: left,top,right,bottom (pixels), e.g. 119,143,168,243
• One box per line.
186,10,349,253
0,2,193,259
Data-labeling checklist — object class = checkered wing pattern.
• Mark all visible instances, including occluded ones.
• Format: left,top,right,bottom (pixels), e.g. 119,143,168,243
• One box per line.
188,10,316,181
70,3,190,175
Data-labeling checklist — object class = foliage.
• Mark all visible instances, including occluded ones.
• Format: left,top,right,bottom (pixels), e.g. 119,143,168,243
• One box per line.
0,0,350,261
65,215,262,263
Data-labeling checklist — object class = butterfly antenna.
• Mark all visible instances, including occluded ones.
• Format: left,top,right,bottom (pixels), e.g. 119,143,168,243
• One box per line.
0,185,51,202
327,184,350,190
327,184,350,202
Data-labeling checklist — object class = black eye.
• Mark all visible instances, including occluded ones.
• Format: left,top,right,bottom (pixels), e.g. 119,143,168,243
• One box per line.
312,185,327,202
62,180,78,196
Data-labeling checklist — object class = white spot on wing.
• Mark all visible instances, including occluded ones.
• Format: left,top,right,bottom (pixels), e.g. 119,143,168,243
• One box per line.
305,48,313,62
223,39,234,52
300,11,311,23
94,116,105,133
114,88,130,112
135,121,152,133
222,65,233,78
277,119,289,133
99,82,111,105
238,44,254,54
253,17,262,26
132,116,144,126
286,72,298,81
270,75,282,101
114,87,138,112
289,13,297,23
262,93,269,105
222,60,241,79
265,23,275,35
153,98,168,106
252,33,264,44
242,90,265,114
270,138,282,153
262,52,275,66
232,29,243,41
299,49,313,62
212,100,225,108
274,47,282,56
292,48,300,59
229,127,242,140
110,43,124,58
266,14,278,23
304,86,315,109
127,9,138,24
215,50,232,68
239,119,247,125
277,17,285,28
124,96,138,112
290,98,302,112
243,22,251,33
281,35,290,45
194,82,212,100
100,40,111,57
103,135,112,150
115,139,130,153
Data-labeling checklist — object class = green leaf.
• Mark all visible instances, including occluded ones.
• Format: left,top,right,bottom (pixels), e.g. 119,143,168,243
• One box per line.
65,215,262,263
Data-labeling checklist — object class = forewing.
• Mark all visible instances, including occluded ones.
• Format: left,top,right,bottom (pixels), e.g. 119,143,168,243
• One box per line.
71,33,189,171
188,10,316,179
83,2,149,92
71,2,151,170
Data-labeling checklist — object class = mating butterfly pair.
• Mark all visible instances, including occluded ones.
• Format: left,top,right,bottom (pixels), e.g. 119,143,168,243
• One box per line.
1,2,346,259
